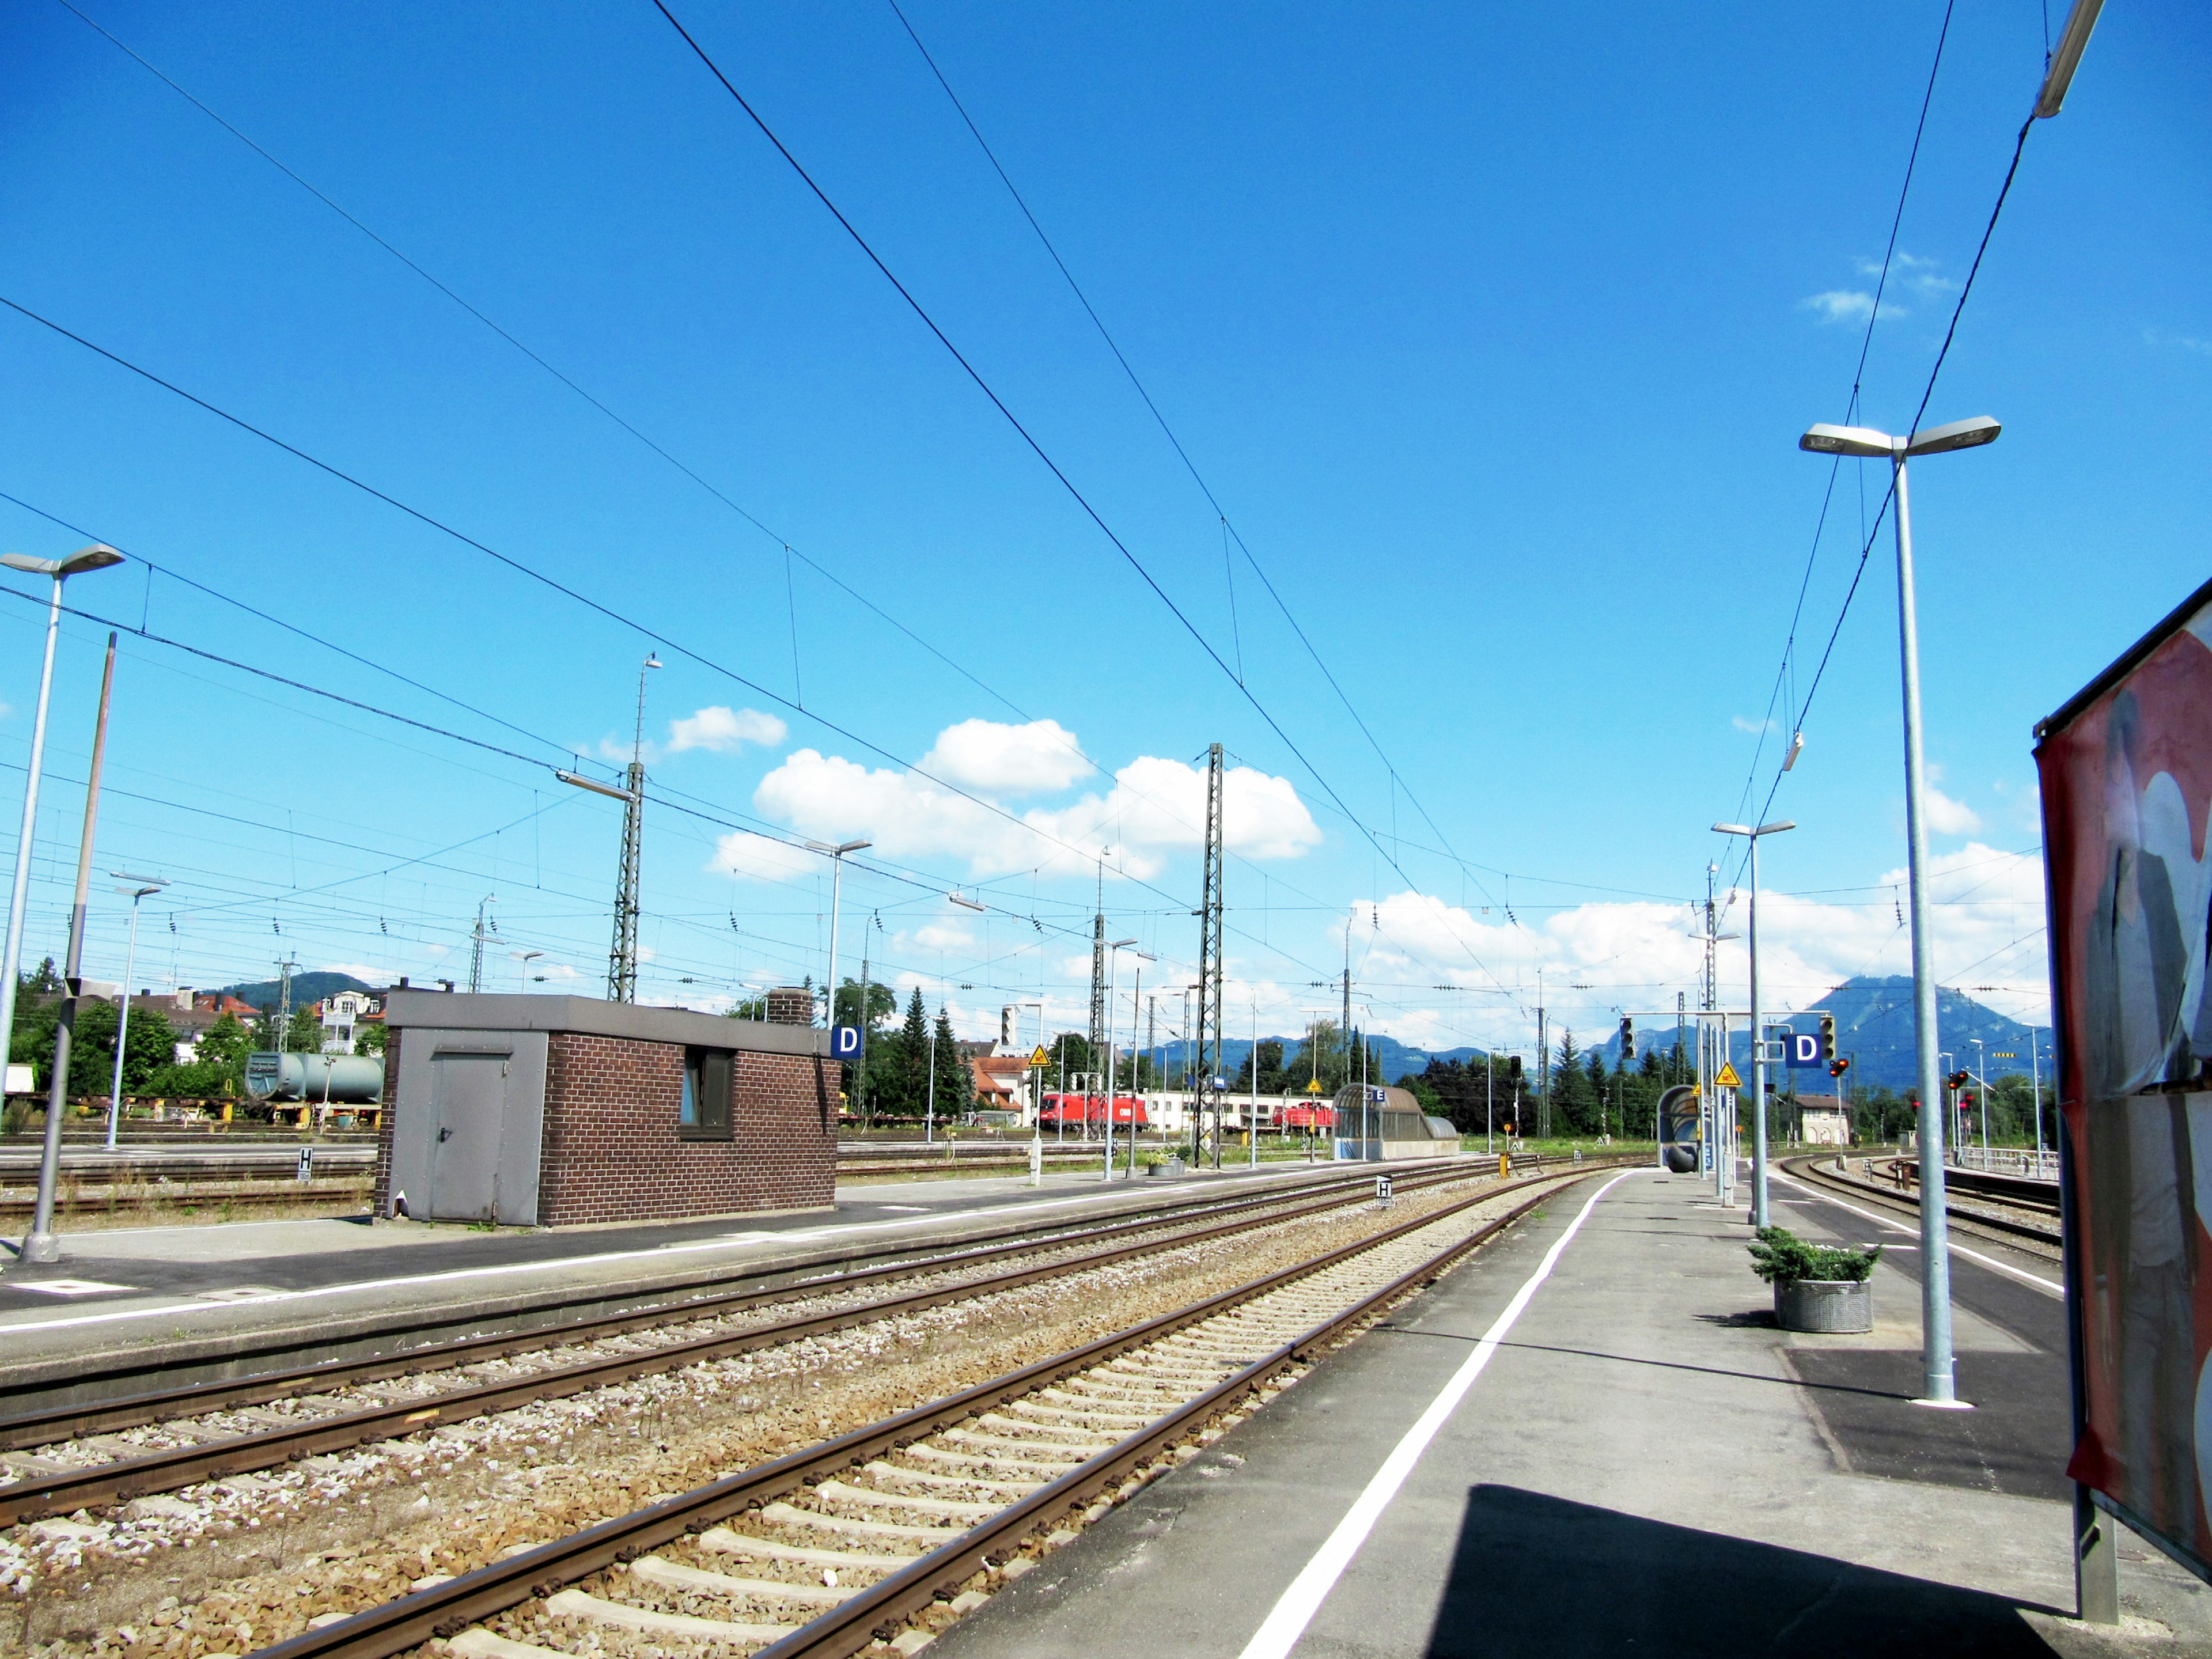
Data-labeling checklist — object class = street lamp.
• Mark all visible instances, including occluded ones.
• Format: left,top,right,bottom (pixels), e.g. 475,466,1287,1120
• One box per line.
1799,413,1997,1408
806,840,871,1028
104,874,168,1150
0,546,124,1116
516,949,544,991
1101,939,1145,1180
1713,819,1794,1227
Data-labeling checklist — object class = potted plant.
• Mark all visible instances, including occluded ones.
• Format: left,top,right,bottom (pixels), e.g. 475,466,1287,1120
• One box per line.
1748,1226,1880,1333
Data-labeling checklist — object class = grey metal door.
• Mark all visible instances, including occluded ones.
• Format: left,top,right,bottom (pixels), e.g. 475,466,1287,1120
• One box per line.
428,1052,507,1221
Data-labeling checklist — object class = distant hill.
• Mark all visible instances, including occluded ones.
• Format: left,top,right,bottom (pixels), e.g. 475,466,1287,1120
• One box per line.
215,971,376,1011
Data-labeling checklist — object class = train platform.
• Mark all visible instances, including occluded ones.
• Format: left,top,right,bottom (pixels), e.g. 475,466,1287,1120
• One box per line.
933,1165,2212,1658
0,1153,1377,1406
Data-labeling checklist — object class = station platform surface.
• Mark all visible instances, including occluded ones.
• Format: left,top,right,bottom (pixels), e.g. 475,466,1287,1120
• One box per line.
934,1165,2212,1658
0,1153,1363,1383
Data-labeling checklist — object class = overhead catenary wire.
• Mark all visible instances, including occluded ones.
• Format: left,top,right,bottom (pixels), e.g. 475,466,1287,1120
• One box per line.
880,0,1516,918
648,1,1520,998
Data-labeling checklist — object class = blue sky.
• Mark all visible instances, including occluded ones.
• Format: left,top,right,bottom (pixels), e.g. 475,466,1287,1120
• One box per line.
0,1,2203,1061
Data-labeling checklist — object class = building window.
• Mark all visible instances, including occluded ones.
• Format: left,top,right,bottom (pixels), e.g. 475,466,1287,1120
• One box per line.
681,1047,733,1140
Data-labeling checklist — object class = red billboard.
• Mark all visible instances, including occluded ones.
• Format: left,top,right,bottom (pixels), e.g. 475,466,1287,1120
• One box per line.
2036,576,2212,1577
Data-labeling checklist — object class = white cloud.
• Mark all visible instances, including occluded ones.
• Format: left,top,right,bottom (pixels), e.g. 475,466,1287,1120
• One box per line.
910,922,977,952
1355,840,2050,1049
747,723,1321,879
707,830,821,884
1805,254,1955,328
1803,290,1877,325
668,706,787,755
1732,715,1775,734
317,961,381,982
2145,328,2212,357
919,718,1092,794
1924,786,1982,835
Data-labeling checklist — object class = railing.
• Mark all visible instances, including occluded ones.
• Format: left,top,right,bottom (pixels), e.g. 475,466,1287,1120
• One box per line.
1950,1144,2059,1181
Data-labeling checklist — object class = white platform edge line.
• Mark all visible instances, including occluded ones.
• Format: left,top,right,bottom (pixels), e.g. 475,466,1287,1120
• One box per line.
1234,1169,1638,1659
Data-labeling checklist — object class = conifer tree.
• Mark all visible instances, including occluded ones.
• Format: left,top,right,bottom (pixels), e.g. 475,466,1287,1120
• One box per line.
931,1005,971,1119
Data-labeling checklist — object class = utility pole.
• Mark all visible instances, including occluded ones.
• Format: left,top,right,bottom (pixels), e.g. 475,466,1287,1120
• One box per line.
858,924,872,1130
468,896,496,994
1089,859,1108,1070
1535,973,1548,1142
608,653,661,1002
275,954,298,1054
23,632,118,1266
1192,743,1225,1165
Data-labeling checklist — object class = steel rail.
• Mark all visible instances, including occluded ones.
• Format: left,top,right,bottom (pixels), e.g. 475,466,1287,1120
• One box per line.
1783,1154,2060,1247
0,1158,1571,1521
0,1158,1450,1437
1877,1155,2059,1213
246,1166,1591,1659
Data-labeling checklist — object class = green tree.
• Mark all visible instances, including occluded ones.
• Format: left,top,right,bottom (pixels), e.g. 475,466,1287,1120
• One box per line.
1048,1032,1094,1088
831,976,897,1031
354,1021,388,1057
195,1012,252,1095
868,988,930,1119
930,1005,972,1119
1236,1039,1289,1094
287,1006,323,1054
1550,1032,1597,1135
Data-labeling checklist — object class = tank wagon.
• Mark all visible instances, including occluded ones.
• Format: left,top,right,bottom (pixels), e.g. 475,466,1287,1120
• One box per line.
244,1050,387,1103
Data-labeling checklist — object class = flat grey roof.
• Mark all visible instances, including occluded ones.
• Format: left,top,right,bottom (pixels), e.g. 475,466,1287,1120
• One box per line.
382,990,827,1056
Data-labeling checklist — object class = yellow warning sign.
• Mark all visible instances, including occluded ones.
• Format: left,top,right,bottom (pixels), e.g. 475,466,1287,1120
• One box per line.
1714,1062,1743,1089
1029,1046,1051,1067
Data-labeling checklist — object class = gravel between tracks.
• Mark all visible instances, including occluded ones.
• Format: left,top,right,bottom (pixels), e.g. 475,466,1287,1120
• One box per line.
3,1166,1562,1657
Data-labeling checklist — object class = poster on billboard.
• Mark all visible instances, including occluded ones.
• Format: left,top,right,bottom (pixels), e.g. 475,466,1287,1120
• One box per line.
2036,574,2212,1581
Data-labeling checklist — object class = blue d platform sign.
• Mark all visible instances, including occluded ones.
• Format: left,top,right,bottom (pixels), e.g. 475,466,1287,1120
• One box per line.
831,1025,863,1060
1784,1032,1821,1069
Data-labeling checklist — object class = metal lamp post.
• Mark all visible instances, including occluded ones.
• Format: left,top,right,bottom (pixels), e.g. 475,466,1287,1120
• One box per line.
805,840,872,1028
1801,412,1998,1408
1101,939,1143,1179
104,874,168,1149
21,626,124,1266
1713,819,1794,1227
0,546,124,1123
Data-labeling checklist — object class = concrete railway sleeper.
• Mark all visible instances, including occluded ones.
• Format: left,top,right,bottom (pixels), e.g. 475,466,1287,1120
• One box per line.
0,1159,1609,1527
241,1168,1588,1659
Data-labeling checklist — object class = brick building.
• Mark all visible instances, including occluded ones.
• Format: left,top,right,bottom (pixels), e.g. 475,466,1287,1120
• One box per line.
374,988,835,1228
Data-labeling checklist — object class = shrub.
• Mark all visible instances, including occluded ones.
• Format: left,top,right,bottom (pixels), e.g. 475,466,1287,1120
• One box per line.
1748,1225,1880,1284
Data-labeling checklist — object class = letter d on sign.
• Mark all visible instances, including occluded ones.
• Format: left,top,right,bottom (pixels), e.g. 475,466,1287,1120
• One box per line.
831,1026,863,1060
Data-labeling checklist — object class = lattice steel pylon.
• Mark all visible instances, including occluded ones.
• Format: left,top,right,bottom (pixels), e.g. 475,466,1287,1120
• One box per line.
1087,859,1107,1065
607,654,660,1003
1192,743,1225,1165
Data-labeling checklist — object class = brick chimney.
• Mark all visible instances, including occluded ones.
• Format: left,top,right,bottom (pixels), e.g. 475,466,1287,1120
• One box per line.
766,986,814,1027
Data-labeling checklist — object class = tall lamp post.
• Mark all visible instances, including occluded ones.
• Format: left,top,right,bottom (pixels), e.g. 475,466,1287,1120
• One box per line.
1801,412,1998,1408
805,840,872,1028
104,874,168,1150
1101,939,1143,1179
1712,821,1794,1226
0,545,124,1113
22,628,122,1266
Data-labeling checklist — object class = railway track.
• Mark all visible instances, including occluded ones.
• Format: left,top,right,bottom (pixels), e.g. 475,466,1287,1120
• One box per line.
0,1150,1126,1222
1782,1154,2061,1248
234,1164,1593,1659
0,1157,1600,1528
